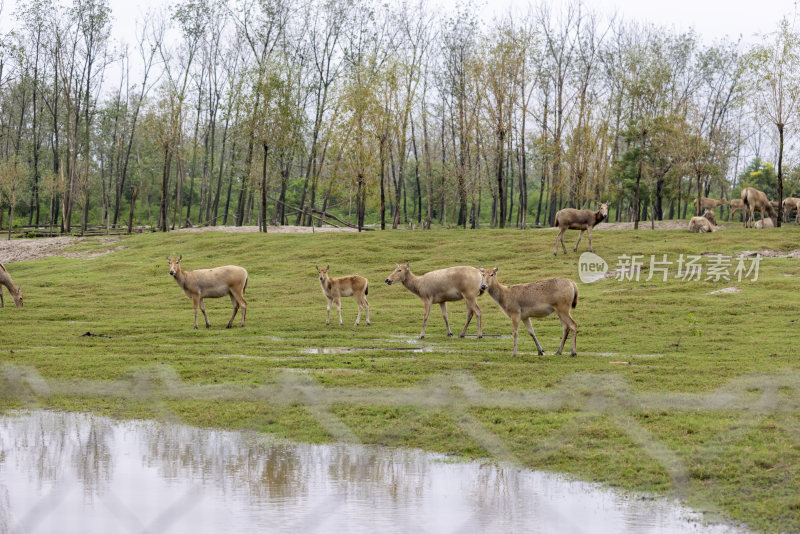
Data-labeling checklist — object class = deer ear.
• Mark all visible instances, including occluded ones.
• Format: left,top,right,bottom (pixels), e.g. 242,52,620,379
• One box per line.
326,264,330,270
315,265,320,272
166,255,170,261
478,266,484,272
405,261,410,268
494,266,499,272
178,255,182,262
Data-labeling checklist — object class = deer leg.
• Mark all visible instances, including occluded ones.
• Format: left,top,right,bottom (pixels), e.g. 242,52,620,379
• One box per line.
587,228,594,253
355,295,363,326
0,288,4,308
238,294,247,327
420,300,432,339
326,298,332,325
363,295,370,325
555,228,567,256
460,301,473,338
511,314,520,357
474,299,483,338
573,230,584,252
227,293,239,328
336,297,343,326
191,296,199,329
440,302,452,336
523,318,545,355
555,319,568,355
199,298,210,328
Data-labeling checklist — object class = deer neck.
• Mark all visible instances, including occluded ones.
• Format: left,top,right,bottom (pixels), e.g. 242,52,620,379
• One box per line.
487,279,510,307
401,271,422,296
172,267,188,287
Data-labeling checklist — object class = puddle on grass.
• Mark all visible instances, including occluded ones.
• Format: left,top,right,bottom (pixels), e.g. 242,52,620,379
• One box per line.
0,412,752,534
0,411,744,534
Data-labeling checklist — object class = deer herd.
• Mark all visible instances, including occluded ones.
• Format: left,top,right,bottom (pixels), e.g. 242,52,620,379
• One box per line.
0,185,795,358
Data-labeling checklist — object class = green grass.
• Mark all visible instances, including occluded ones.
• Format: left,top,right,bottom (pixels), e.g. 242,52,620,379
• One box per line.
2,224,800,531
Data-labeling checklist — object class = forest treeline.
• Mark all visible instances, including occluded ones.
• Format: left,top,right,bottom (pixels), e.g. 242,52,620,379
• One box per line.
1,0,799,235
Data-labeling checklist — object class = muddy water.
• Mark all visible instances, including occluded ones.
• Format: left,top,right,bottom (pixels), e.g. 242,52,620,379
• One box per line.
0,411,741,534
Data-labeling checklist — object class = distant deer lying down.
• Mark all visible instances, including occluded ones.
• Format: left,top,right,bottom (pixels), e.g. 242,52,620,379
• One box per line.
315,265,370,326
0,263,23,308
741,187,778,228
385,263,483,339
755,218,775,228
167,256,248,329
688,216,716,233
553,203,609,256
479,267,578,357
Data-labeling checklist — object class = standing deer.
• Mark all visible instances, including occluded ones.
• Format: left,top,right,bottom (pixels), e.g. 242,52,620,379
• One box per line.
693,197,728,218
167,256,248,329
781,197,800,222
0,263,23,308
728,199,744,222
384,263,483,339
479,267,578,357
741,187,778,228
553,203,609,256
315,265,370,326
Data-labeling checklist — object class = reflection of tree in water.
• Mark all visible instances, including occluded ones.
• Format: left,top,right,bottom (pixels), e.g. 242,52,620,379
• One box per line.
70,417,114,495
140,425,312,502
0,412,115,497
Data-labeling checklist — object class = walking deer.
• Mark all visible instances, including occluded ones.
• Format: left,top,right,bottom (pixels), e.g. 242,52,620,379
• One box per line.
167,256,248,329
315,265,370,326
0,263,23,308
384,263,483,339
479,267,578,357
553,203,609,256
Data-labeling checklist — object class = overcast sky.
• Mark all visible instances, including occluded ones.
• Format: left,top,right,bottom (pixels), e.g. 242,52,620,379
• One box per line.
479,0,797,42
0,0,797,47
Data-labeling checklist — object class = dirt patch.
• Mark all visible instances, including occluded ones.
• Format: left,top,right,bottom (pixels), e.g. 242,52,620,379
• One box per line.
0,236,123,263
176,225,357,234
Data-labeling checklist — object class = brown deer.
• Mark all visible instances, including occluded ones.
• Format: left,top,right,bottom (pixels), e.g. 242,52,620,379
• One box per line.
479,267,578,357
385,263,483,339
728,198,744,221
741,187,778,228
0,263,23,308
688,216,716,233
167,256,248,329
315,265,370,326
781,197,800,222
553,203,609,256
693,197,728,217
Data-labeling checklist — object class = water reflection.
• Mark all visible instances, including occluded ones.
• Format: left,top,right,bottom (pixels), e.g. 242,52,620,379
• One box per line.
0,411,742,534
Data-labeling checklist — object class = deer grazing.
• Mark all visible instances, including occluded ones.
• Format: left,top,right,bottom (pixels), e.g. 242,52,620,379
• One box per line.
781,197,800,222
385,263,482,339
553,203,609,256
741,187,778,228
166,256,248,329
479,267,578,357
315,265,370,326
0,263,23,308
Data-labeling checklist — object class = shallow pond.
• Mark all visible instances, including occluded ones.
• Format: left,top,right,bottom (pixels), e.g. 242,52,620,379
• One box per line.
0,411,742,533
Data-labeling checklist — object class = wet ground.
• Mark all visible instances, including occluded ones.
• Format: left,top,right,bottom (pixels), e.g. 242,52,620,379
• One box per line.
0,411,744,534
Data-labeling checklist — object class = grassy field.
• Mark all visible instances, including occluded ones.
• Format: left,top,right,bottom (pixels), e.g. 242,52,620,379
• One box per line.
2,225,800,531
